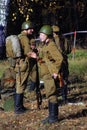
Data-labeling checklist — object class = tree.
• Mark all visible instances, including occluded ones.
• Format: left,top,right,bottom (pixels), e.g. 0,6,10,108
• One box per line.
2,0,87,37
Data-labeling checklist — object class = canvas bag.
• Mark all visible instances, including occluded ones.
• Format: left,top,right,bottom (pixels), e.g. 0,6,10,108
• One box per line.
6,35,21,58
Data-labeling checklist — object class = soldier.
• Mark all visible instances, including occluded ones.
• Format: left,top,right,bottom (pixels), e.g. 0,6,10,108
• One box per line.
5,35,22,91
29,39,39,91
52,25,72,105
29,39,42,109
0,67,16,91
3,35,22,111
38,25,63,124
14,21,37,114
24,39,39,101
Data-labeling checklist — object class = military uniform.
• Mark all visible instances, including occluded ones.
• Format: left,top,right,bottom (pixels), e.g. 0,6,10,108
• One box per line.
53,34,70,80
2,35,22,112
39,25,63,124
52,25,71,104
5,35,21,88
28,39,39,92
14,21,37,114
38,41,63,99
0,67,16,90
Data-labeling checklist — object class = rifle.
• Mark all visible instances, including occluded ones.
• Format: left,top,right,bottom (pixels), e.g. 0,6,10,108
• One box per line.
36,87,42,109
30,44,42,109
36,63,42,109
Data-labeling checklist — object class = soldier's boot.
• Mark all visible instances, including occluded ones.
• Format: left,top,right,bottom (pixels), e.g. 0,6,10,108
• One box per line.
42,102,58,124
21,94,28,111
14,93,26,114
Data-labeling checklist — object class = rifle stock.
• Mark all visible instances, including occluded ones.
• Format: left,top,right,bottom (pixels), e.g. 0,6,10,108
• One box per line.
58,73,64,87
36,90,42,109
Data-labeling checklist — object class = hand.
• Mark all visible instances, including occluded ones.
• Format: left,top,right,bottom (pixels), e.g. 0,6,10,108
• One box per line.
52,73,58,79
37,47,40,52
27,52,37,59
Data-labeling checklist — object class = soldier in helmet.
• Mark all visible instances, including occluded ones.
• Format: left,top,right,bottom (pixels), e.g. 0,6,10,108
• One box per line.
38,25,63,124
27,39,38,93
52,25,72,105
52,25,61,51
14,21,37,114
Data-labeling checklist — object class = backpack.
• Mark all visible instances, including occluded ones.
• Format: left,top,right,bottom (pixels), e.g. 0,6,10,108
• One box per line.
6,35,21,58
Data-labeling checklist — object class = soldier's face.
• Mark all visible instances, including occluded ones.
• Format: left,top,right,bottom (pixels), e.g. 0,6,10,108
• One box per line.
27,29,34,35
39,33,47,42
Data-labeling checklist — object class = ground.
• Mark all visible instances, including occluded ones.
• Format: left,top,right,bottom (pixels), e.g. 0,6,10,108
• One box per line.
0,80,87,130
0,56,87,130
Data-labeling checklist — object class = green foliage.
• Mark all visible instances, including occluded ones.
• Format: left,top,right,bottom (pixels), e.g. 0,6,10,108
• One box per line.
69,59,87,75
68,49,87,59
68,49,87,79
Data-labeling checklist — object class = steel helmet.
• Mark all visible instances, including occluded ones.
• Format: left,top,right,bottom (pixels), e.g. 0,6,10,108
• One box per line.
52,25,60,32
21,21,33,30
39,25,53,35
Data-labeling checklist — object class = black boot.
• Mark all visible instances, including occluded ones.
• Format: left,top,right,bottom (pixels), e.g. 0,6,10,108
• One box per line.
42,102,58,124
14,93,26,114
21,94,28,111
